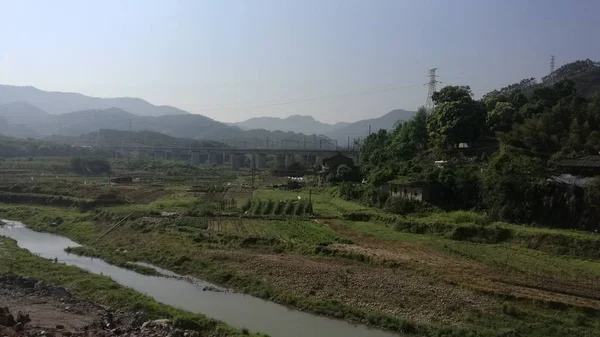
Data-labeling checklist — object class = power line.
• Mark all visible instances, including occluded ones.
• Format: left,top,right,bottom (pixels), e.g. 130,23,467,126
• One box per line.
190,83,424,113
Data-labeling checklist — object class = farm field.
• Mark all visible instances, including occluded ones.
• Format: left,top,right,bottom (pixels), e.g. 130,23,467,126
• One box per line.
1,158,600,337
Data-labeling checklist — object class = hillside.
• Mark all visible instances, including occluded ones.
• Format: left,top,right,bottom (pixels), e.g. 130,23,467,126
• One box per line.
0,101,50,123
325,109,415,144
47,129,223,148
0,85,188,117
542,59,600,98
0,105,335,148
232,109,416,146
0,102,48,138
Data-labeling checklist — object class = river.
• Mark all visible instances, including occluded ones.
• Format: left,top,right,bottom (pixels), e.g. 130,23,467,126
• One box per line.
0,220,402,337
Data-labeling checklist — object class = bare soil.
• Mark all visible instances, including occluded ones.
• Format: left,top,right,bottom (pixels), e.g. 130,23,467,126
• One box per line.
0,275,199,337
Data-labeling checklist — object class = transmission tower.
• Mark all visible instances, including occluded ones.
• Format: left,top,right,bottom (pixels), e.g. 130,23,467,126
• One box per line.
549,55,555,83
425,68,439,113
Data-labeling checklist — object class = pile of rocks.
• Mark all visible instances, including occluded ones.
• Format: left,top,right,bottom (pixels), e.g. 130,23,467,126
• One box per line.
1,306,201,337
0,306,31,331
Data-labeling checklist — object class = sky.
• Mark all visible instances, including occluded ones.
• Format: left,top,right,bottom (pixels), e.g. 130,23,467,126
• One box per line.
1,0,600,124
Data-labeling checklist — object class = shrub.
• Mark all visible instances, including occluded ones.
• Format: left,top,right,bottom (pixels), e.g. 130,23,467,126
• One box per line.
284,201,295,215
501,301,518,316
273,201,285,215
250,200,263,216
294,200,305,216
448,225,512,243
263,199,275,215
304,202,313,215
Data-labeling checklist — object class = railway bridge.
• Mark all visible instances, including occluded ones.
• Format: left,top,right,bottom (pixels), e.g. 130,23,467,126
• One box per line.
103,145,360,170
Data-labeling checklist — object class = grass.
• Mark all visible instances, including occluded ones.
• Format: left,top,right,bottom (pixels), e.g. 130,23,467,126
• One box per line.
0,237,265,337
3,203,600,336
4,176,600,337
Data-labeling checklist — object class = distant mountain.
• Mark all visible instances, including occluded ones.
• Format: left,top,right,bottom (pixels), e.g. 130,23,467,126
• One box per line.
0,102,50,138
231,115,342,135
325,109,415,145
0,101,50,123
0,85,188,117
0,105,335,149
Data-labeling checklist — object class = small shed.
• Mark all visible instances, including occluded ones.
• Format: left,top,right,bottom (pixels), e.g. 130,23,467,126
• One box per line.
322,153,354,171
385,179,434,202
557,156,600,176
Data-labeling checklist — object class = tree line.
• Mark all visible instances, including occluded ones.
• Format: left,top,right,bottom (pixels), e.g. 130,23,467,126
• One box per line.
357,60,600,231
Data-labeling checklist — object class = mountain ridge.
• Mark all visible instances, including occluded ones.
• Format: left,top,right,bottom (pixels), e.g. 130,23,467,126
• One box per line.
0,84,188,117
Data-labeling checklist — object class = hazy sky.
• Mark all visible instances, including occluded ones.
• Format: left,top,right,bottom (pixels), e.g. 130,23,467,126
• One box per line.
1,0,599,123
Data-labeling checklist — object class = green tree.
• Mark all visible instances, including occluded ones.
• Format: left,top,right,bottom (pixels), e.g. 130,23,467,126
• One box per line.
336,164,353,182
428,86,486,148
487,102,517,133
482,151,544,222
389,106,429,159
360,129,391,180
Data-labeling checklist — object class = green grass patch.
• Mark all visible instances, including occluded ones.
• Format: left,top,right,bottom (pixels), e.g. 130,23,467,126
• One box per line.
0,237,264,337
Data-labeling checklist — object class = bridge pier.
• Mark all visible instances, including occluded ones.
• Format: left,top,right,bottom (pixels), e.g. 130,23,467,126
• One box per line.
315,155,323,167
190,152,201,165
206,152,218,165
274,155,285,169
230,154,244,170
251,153,267,169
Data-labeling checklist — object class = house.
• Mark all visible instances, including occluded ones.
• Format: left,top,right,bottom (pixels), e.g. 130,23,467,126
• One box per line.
322,153,354,171
557,156,600,176
317,153,356,186
388,183,431,202
384,179,437,203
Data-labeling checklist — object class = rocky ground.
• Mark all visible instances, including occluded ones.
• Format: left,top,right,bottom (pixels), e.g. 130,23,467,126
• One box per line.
0,275,201,337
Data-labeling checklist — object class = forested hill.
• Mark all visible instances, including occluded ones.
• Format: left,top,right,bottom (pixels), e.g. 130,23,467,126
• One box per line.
356,59,600,232
0,134,94,158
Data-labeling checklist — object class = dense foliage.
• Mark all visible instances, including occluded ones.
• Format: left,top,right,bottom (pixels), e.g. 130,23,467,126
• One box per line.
0,135,98,158
357,59,600,231
70,156,111,175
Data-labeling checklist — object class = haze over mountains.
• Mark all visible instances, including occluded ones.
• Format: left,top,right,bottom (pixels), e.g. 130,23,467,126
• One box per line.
0,84,415,146
230,109,415,144
231,115,350,135
0,85,187,116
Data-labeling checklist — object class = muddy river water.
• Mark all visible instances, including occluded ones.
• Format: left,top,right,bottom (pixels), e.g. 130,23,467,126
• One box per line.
0,220,402,337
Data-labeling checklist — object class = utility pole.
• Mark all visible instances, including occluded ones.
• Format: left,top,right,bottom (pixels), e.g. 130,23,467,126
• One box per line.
425,68,440,113
368,125,371,136
549,55,556,84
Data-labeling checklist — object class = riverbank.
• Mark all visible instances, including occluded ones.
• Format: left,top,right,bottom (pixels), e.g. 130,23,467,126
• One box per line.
2,203,600,337
0,236,265,337
0,274,214,337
